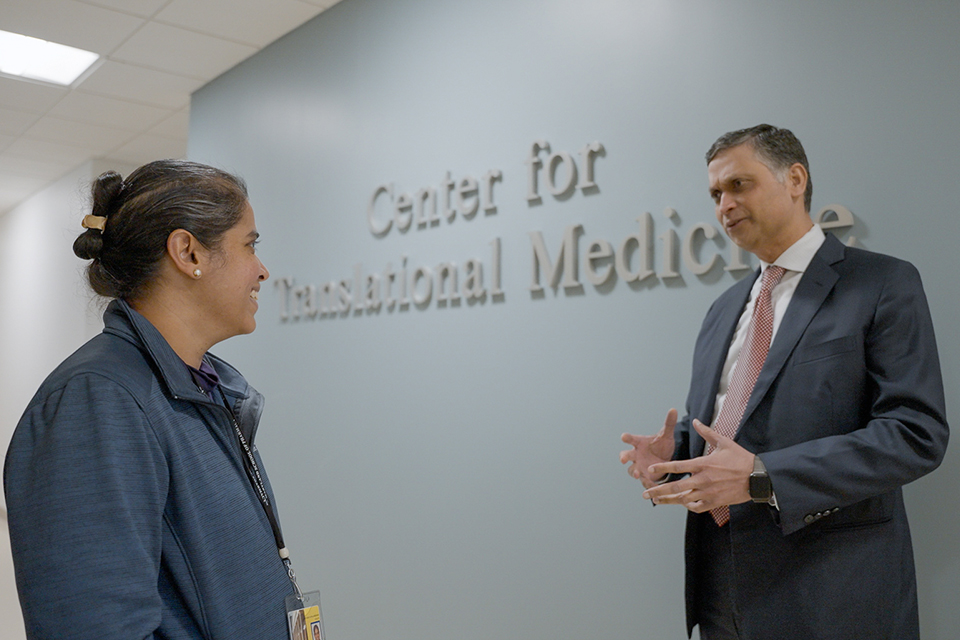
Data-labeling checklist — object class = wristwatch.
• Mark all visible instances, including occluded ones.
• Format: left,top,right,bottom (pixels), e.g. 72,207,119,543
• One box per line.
749,455,774,503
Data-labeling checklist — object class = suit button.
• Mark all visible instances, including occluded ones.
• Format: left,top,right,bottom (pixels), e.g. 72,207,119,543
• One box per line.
805,515,815,524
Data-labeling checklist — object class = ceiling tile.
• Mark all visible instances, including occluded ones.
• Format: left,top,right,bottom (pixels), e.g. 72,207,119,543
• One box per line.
155,0,324,48
0,107,41,136
4,137,95,166
147,108,190,140
111,22,258,80
77,60,202,109
107,133,188,166
0,0,145,55
76,0,171,18
0,134,15,153
24,116,136,155
0,154,75,181
49,91,172,131
0,76,68,112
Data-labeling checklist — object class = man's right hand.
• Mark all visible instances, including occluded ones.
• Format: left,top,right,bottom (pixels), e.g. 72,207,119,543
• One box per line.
620,408,678,488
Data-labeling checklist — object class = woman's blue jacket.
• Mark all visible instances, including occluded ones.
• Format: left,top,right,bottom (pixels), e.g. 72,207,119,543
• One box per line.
5,300,294,639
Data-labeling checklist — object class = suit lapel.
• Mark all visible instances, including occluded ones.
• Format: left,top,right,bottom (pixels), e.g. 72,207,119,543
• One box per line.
737,234,844,433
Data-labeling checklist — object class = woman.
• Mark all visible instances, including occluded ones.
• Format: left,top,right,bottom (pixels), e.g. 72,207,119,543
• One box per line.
4,160,296,639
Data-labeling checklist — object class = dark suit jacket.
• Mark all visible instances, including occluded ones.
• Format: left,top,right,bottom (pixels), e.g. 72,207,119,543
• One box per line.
675,233,948,640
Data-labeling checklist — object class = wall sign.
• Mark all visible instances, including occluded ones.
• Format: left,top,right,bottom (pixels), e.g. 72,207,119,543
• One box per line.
275,140,855,321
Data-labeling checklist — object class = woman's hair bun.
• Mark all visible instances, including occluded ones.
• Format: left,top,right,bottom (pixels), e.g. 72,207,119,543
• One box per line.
73,170,123,261
91,170,124,219
72,229,103,260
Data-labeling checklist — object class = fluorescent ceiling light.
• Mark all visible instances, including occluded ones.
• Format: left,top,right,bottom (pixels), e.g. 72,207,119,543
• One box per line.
0,29,99,86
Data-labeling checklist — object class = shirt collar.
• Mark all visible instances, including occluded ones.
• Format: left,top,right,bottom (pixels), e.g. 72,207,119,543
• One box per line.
760,224,826,274
188,359,222,395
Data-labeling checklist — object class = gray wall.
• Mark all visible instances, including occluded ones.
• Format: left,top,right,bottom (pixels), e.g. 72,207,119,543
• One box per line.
189,1,960,637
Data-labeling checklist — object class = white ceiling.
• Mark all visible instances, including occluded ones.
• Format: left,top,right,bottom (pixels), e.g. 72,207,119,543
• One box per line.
0,0,342,215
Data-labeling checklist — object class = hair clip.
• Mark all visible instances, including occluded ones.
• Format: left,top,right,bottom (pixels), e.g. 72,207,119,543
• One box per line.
81,215,107,232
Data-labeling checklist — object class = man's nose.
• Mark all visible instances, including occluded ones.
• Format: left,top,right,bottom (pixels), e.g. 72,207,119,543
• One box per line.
718,192,736,213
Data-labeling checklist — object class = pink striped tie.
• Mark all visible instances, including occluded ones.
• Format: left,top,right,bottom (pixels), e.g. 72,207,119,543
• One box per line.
709,265,786,526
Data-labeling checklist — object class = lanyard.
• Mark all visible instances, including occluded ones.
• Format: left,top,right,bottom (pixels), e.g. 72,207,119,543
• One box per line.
211,386,303,599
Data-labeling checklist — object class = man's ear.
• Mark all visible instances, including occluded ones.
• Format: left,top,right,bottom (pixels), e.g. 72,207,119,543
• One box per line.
166,229,206,278
787,162,808,200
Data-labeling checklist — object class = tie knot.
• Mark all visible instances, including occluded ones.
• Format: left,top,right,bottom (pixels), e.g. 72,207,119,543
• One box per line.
761,265,786,292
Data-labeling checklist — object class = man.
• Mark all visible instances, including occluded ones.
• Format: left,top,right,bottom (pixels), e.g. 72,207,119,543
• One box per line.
620,124,947,640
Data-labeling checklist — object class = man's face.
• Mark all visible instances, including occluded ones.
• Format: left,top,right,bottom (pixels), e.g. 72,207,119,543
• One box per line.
707,143,805,263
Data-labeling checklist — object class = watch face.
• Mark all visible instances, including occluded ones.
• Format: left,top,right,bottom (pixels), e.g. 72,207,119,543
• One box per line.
749,473,772,502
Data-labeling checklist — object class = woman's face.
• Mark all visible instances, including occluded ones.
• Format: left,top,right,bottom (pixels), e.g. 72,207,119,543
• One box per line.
199,203,270,340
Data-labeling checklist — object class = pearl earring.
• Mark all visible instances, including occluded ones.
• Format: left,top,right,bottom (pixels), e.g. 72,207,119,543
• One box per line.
193,269,202,278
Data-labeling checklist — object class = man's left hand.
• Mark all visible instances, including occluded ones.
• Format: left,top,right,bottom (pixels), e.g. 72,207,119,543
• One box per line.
641,419,754,512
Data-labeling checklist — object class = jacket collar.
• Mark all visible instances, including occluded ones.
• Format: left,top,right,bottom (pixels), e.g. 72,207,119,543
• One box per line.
102,299,254,405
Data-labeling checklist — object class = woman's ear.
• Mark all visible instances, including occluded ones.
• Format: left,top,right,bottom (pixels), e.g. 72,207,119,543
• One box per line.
166,229,206,279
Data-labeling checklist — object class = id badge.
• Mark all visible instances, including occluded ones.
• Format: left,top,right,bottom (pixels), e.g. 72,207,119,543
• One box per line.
285,591,324,640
